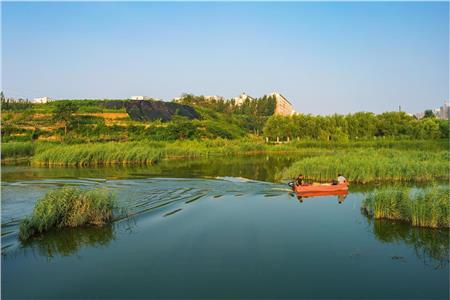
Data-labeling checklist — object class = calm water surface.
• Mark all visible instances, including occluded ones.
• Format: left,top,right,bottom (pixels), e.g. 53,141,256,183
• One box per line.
2,156,449,299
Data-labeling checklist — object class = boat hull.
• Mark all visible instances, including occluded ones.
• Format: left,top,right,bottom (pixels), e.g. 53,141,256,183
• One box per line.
294,183,349,194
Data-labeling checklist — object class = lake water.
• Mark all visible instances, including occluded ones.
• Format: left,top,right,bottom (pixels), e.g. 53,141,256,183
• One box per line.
2,156,449,299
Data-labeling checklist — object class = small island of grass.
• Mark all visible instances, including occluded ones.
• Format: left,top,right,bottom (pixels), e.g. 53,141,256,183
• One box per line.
19,187,115,241
361,185,449,229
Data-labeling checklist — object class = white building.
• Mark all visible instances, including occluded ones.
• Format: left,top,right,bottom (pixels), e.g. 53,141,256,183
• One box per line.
130,96,152,100
32,97,51,103
204,95,225,101
233,92,254,106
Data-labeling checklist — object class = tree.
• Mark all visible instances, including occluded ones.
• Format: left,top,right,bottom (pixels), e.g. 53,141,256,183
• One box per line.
53,102,79,135
424,110,435,119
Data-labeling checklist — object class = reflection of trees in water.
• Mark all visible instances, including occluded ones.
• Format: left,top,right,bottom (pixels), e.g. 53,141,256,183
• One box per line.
21,225,115,259
3,155,298,183
366,217,449,269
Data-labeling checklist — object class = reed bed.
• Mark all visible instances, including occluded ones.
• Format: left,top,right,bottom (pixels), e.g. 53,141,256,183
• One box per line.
32,142,162,166
362,185,450,228
278,149,449,183
1,142,36,159
31,139,336,165
19,187,115,241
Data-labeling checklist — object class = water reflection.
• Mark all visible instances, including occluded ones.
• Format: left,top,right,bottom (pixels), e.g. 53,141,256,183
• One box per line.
293,191,348,204
1,154,298,183
20,225,116,259
365,218,449,269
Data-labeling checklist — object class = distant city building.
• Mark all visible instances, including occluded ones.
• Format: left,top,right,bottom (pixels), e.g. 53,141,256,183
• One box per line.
233,92,254,106
130,96,152,100
32,96,51,103
414,100,449,120
436,100,449,119
268,92,294,116
204,95,225,101
414,112,425,119
176,91,296,116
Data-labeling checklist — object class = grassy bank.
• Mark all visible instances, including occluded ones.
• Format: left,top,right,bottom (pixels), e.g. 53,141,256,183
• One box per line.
19,187,115,241
3,139,448,184
361,185,449,228
31,142,162,166
1,141,37,159
29,138,335,166
277,148,448,183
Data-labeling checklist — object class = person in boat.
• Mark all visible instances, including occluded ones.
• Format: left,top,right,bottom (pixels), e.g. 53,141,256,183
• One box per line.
332,174,347,185
337,174,347,184
295,174,310,186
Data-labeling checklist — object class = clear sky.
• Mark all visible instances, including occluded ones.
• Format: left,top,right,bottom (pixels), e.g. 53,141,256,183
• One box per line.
2,2,449,115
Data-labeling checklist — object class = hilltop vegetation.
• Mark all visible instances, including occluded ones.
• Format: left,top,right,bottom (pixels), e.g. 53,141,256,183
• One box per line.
2,95,448,144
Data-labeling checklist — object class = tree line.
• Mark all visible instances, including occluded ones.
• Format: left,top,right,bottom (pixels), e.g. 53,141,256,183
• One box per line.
176,94,276,134
176,94,276,116
263,112,449,141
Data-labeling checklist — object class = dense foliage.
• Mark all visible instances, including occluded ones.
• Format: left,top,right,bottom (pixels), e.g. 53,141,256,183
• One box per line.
177,94,276,134
263,112,449,140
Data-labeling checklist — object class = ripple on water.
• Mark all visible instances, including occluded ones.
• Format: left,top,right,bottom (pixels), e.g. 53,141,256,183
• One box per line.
1,177,286,254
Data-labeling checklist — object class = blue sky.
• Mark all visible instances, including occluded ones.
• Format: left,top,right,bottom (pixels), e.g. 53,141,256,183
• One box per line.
2,2,448,115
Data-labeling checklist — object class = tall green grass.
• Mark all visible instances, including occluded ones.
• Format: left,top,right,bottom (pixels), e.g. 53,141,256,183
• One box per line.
30,139,335,165
362,185,450,228
1,142,35,159
278,149,449,183
32,142,162,166
19,187,115,241
1,141,57,160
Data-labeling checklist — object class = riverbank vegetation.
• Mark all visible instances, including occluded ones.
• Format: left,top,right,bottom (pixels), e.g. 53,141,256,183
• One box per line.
278,148,448,183
19,187,115,241
361,185,449,228
2,97,448,183
2,139,448,185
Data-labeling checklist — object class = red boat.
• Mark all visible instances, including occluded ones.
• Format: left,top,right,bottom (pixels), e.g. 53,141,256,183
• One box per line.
293,182,349,194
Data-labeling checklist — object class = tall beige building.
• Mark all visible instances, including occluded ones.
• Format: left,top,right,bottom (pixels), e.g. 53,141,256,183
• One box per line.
268,92,294,116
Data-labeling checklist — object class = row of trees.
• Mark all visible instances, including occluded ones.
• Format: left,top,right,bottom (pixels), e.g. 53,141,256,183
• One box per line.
263,112,449,141
176,94,276,116
176,94,276,134
0,92,33,111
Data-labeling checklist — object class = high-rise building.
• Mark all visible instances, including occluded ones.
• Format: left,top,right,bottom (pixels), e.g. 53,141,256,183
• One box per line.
268,92,294,116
